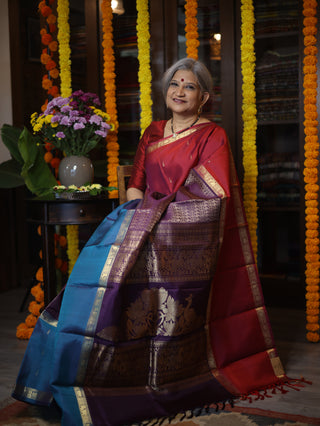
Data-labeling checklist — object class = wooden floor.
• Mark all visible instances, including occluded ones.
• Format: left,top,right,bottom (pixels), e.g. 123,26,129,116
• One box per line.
0,288,320,422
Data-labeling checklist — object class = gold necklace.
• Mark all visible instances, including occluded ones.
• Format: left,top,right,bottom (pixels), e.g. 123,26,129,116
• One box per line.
171,116,200,138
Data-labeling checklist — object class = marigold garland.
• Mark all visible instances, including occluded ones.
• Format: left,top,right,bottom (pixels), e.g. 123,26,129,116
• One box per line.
39,0,60,110
39,0,61,178
57,0,79,273
16,227,45,339
101,0,119,199
240,0,258,260
136,0,153,136
303,0,320,343
66,225,80,274
184,0,199,60
57,0,72,98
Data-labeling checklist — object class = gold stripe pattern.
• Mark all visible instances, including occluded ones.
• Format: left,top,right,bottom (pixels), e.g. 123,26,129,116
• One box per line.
267,349,285,378
256,307,274,348
196,164,226,198
74,386,93,425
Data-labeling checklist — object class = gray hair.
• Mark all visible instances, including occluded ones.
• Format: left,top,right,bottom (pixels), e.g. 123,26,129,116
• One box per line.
162,57,213,98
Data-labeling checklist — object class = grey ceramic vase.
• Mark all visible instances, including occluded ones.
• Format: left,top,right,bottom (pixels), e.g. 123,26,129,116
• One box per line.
58,155,94,187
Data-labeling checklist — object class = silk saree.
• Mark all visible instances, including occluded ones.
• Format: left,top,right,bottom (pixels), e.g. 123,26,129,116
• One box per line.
13,122,290,425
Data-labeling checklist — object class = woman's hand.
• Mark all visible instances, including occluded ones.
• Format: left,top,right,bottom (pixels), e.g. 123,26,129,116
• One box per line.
126,187,144,201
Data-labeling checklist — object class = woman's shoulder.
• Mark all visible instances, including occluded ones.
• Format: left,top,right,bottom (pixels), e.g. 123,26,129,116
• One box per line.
142,120,167,142
198,120,227,136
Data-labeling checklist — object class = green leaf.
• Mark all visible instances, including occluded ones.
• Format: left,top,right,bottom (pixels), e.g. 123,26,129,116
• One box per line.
0,159,25,188
0,124,24,164
18,127,57,196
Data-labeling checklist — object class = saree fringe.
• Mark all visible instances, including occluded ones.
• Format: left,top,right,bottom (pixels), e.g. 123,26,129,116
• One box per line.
239,376,312,403
133,378,311,426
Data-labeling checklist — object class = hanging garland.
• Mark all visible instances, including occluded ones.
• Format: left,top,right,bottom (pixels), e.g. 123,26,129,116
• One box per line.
17,1,60,339
101,0,119,199
57,0,72,98
136,0,153,136
240,0,258,261
39,0,61,178
16,227,45,339
185,0,199,60
39,0,60,111
303,0,320,343
57,0,79,273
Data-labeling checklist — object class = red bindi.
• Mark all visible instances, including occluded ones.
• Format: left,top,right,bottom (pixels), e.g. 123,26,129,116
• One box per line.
181,78,184,82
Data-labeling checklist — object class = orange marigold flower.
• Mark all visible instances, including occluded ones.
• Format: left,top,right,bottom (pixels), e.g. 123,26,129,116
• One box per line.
59,235,67,247
304,45,318,55
306,331,319,342
50,157,61,169
31,282,42,296
49,68,59,79
38,0,46,11
17,322,28,330
304,35,317,46
40,53,51,64
44,151,53,163
46,14,57,24
303,26,317,37
48,85,59,97
45,142,54,151
28,301,43,317
45,59,57,71
40,28,47,36
42,78,52,90
36,267,44,282
40,5,52,17
306,323,320,331
48,40,58,52
41,101,48,112
16,327,30,340
41,33,53,46
25,314,38,328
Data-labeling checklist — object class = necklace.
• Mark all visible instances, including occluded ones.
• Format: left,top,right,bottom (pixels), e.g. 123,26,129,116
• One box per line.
171,116,200,138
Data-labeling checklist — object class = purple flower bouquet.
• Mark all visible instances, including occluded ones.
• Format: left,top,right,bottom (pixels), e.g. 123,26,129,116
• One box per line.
31,90,113,156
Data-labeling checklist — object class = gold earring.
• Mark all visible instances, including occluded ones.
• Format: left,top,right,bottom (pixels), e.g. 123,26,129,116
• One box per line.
198,105,203,115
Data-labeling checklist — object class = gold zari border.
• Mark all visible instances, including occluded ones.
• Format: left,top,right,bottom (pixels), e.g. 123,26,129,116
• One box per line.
147,127,199,154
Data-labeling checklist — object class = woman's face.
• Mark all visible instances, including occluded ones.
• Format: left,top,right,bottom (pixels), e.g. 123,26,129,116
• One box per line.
166,69,207,116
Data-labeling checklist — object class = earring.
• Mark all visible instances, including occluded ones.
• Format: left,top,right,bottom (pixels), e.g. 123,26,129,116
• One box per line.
198,105,203,115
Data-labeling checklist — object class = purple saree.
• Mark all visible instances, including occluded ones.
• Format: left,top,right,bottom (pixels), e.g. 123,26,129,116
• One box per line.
13,122,294,425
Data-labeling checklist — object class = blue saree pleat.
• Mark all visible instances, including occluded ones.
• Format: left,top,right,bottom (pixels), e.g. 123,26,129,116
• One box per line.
12,199,140,424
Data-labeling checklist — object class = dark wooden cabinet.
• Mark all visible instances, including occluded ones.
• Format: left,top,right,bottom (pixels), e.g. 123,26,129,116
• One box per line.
253,0,304,307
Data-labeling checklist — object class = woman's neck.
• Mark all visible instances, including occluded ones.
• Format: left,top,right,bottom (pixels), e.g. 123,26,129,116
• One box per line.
171,114,199,133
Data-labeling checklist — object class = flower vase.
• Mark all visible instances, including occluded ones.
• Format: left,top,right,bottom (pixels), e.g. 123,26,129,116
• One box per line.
58,155,94,187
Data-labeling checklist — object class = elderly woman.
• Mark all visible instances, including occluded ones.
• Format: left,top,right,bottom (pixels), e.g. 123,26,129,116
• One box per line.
13,58,290,426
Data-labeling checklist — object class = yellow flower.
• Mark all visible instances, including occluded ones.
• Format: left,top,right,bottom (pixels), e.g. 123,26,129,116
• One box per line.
101,0,119,199
240,0,258,260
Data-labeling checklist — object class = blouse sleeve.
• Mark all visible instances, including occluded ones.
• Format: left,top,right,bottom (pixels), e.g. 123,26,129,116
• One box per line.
127,126,150,191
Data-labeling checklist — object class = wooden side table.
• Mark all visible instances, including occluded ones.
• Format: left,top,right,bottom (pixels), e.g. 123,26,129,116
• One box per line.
27,197,117,305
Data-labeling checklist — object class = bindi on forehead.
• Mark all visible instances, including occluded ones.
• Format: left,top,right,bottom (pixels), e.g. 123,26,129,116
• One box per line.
181,78,184,82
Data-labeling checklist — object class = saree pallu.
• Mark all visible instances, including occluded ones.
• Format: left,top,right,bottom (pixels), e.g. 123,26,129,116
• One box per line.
13,147,287,425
